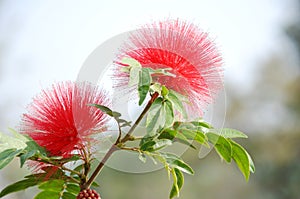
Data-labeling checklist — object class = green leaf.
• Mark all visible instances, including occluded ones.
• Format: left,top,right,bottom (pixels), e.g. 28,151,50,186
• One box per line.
112,111,121,118
230,140,250,181
120,57,142,85
206,133,232,163
38,179,64,192
0,131,27,152
138,85,149,105
161,85,169,97
91,181,100,188
194,131,209,146
174,122,194,130
62,191,76,199
25,140,48,156
138,68,152,105
168,90,187,119
8,128,29,142
217,128,248,138
140,140,156,151
174,132,196,149
180,129,208,146
150,68,176,77
139,135,156,147
140,139,172,152
162,153,194,175
146,98,164,135
169,168,184,199
163,100,174,127
168,159,194,175
168,90,189,104
246,151,255,173
129,64,141,86
121,57,141,68
18,138,49,167
158,128,177,140
65,183,80,195
153,139,172,151
88,104,113,117
118,119,132,127
146,97,163,119
191,120,213,129
34,191,60,199
89,104,131,130
0,148,22,169
0,178,42,198
19,150,36,168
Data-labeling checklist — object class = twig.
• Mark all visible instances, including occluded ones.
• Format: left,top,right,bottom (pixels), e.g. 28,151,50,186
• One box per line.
121,92,159,143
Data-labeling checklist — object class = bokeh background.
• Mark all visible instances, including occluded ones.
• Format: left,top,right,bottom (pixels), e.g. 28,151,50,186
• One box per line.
0,0,300,198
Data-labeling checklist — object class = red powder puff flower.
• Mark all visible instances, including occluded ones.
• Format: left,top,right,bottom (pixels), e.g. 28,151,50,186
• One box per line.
21,81,109,158
115,19,223,116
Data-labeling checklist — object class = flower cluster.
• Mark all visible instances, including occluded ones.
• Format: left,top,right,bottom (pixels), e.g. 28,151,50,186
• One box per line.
20,81,109,157
115,19,223,116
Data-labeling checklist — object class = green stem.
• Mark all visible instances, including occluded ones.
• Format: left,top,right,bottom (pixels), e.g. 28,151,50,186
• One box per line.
119,146,140,152
81,92,159,190
61,166,81,176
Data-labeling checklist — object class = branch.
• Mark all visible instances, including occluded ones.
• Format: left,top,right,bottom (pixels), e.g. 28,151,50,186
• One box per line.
121,92,159,143
81,92,159,190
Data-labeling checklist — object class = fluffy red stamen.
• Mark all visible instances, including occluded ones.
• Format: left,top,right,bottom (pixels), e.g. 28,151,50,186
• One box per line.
114,19,223,116
21,81,109,157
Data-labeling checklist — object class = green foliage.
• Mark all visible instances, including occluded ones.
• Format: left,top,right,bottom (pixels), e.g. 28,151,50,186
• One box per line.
230,140,251,181
62,191,77,199
0,134,82,198
206,132,232,163
137,151,193,198
38,179,65,192
89,104,132,129
0,171,80,199
206,130,253,181
161,153,194,175
0,178,38,198
34,191,61,199
0,130,27,153
65,184,80,195
34,179,78,199
0,148,22,169
216,128,248,138
169,168,184,198
0,130,28,169
0,57,255,198
157,120,210,149
138,68,152,105
167,90,188,119
121,57,142,68
19,139,48,167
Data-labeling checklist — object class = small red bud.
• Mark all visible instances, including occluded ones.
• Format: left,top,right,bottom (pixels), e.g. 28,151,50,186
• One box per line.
77,189,101,199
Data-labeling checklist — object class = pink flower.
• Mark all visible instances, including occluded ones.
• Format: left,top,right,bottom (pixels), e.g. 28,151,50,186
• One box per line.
115,19,223,116
21,81,109,158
